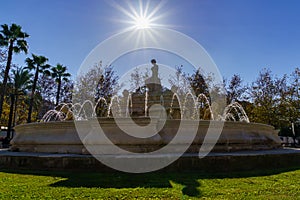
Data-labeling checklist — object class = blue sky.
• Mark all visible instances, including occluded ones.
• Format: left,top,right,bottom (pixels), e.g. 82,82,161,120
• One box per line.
1,0,300,84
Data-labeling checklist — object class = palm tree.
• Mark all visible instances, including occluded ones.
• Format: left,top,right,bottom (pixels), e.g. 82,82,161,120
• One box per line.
6,67,32,139
26,54,50,123
51,64,71,106
12,67,32,125
0,24,29,120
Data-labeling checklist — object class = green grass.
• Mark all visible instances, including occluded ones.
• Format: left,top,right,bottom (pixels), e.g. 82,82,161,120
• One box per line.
1,167,300,199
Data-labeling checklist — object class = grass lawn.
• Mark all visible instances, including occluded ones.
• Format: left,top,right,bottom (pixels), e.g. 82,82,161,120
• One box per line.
0,167,300,199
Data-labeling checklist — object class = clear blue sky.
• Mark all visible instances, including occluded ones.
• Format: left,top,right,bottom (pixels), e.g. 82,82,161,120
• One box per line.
1,0,299,84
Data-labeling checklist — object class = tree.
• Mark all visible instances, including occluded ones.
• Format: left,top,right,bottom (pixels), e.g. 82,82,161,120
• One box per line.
12,67,32,125
74,62,104,103
26,54,50,123
36,73,56,119
73,62,119,117
189,68,210,97
225,74,246,104
37,72,56,101
279,68,300,127
248,69,282,127
0,48,6,67
129,67,149,93
0,24,29,120
6,67,32,139
289,67,300,123
74,62,118,103
60,80,73,103
94,64,119,102
0,49,6,80
168,65,191,96
51,64,71,106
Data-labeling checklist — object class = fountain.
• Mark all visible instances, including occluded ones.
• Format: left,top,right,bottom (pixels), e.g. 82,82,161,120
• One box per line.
10,60,282,156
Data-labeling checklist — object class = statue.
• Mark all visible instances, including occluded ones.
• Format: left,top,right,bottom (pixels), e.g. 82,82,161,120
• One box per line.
145,59,162,93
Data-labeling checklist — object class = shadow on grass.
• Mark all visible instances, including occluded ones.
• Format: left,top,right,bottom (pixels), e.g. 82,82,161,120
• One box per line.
50,172,201,197
1,166,300,197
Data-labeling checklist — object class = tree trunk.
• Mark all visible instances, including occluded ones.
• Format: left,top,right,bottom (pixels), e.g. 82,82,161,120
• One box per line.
13,92,19,127
55,79,61,106
0,40,14,119
27,67,39,123
7,94,15,139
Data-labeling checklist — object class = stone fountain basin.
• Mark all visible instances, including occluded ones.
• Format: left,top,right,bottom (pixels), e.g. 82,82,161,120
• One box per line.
11,118,282,154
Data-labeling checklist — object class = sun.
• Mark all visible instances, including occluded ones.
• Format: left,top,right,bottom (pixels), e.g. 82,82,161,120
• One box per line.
134,16,151,29
110,0,168,31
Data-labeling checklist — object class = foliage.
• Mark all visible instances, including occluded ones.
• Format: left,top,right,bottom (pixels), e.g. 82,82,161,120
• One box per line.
168,65,190,96
35,73,56,119
129,67,149,93
0,23,29,120
0,48,6,63
94,64,119,102
285,67,300,124
0,23,72,125
0,66,31,127
0,22,298,130
60,80,73,103
37,73,56,101
25,54,50,122
51,64,71,106
12,67,31,94
224,74,246,104
73,62,104,103
0,100,9,126
0,24,29,53
10,67,32,127
73,62,119,117
189,68,210,98
12,97,29,125
0,48,6,74
189,68,226,119
246,68,299,129
74,63,118,101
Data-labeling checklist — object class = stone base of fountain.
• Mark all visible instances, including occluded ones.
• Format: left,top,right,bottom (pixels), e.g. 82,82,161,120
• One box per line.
11,118,281,154
2,148,300,172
